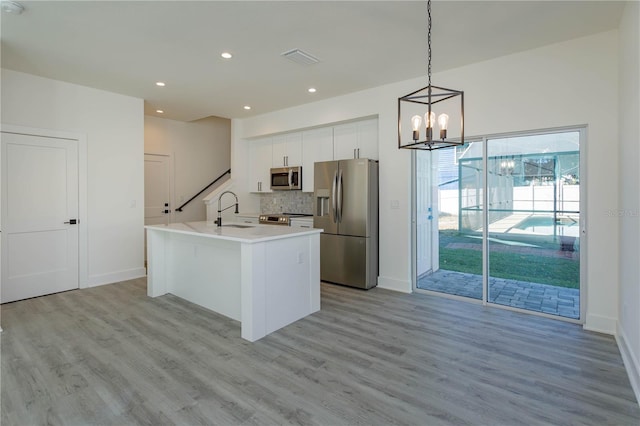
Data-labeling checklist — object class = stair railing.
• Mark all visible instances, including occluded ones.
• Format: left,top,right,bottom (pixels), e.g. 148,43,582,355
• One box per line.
175,169,231,212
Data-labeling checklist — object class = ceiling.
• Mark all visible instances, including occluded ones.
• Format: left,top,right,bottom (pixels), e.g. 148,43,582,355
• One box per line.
1,1,626,122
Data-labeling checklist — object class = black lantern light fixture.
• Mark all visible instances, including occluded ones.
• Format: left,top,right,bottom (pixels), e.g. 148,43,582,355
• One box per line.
398,0,464,151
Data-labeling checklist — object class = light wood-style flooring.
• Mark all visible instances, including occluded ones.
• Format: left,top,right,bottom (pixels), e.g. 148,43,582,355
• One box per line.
1,278,638,425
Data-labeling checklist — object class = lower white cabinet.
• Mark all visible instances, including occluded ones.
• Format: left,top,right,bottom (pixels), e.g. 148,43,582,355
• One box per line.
235,214,259,224
290,218,314,228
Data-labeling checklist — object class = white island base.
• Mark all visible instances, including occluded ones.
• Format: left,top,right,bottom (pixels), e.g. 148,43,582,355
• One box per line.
146,221,322,342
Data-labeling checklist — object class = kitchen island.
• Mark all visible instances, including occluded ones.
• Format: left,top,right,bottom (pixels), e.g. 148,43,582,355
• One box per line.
145,221,322,342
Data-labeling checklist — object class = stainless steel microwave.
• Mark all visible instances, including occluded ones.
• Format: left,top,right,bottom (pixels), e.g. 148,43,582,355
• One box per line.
270,166,301,190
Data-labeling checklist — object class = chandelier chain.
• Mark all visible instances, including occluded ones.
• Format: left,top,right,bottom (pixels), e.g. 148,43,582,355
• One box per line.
427,0,432,87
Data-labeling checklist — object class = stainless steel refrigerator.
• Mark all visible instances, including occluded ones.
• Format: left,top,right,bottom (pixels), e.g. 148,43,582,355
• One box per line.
314,158,378,289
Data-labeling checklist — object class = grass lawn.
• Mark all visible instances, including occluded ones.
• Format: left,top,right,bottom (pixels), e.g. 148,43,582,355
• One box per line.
439,231,580,289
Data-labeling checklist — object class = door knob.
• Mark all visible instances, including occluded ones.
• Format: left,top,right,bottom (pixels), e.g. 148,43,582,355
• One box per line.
64,219,78,225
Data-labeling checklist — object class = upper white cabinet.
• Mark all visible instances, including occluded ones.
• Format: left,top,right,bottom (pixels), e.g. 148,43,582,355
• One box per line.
333,122,358,160
248,138,273,193
302,127,334,192
356,118,379,160
272,133,302,167
247,118,378,193
333,118,378,160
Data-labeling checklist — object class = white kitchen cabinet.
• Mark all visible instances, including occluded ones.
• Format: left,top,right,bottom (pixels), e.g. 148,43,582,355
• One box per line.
356,118,379,160
302,127,334,192
248,137,272,193
290,217,314,229
272,133,302,167
333,122,358,160
146,223,321,342
247,118,378,193
333,118,378,160
235,214,260,224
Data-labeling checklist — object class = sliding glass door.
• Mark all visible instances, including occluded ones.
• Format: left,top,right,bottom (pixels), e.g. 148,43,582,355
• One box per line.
486,132,581,318
414,129,582,320
415,142,483,301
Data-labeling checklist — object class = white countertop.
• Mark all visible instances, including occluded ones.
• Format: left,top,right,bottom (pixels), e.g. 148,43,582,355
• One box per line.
145,221,321,243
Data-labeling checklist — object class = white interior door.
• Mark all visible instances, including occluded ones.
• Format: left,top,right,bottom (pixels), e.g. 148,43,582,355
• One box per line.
144,154,171,262
144,154,171,226
1,132,79,303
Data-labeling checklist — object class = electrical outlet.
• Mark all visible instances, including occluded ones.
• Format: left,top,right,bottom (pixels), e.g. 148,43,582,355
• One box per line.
297,252,304,264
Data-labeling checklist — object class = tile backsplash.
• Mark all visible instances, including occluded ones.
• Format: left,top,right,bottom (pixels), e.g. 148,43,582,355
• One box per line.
260,191,314,214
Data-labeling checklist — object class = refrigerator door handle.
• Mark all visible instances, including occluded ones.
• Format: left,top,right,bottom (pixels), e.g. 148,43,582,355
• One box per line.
331,170,338,223
337,168,343,223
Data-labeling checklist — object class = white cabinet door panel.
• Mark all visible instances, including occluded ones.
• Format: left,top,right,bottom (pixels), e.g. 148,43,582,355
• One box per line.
333,119,378,161
249,138,272,192
272,133,302,167
333,122,358,160
302,127,333,192
357,118,379,160
272,135,287,167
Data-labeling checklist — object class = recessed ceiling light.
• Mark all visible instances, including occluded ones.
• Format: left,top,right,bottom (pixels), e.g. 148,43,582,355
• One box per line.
243,105,251,110
156,109,164,114
155,82,165,87
221,52,233,59
308,87,317,93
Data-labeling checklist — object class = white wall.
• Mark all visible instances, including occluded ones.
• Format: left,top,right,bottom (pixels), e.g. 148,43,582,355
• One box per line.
145,115,230,222
617,0,640,402
1,69,145,286
232,30,622,330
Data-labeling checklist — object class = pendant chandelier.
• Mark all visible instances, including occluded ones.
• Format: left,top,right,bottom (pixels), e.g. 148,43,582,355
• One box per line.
398,0,464,151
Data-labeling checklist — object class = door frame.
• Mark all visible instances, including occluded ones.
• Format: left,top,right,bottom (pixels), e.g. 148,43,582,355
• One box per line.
1,124,88,289
411,125,587,324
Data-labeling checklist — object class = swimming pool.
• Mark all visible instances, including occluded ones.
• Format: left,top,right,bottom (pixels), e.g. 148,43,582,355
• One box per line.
513,215,579,237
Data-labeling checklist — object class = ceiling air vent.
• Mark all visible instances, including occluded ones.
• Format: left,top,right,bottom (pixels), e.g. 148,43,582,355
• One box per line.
281,49,320,66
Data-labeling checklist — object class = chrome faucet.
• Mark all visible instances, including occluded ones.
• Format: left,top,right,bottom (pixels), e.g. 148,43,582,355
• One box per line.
217,190,239,227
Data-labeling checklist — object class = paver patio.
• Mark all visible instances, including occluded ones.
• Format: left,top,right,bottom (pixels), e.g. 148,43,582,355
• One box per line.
417,269,580,319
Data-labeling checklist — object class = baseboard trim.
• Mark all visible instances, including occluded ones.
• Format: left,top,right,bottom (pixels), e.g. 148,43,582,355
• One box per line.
86,267,146,288
377,276,412,293
616,323,640,407
583,313,617,335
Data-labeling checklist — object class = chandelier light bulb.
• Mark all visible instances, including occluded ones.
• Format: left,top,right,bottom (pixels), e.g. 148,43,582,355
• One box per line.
438,113,449,139
411,115,422,140
425,111,436,128
425,111,436,140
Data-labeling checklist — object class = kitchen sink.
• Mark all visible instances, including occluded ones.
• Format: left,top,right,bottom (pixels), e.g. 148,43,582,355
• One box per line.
222,224,254,229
